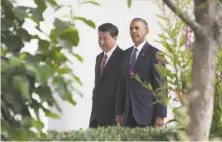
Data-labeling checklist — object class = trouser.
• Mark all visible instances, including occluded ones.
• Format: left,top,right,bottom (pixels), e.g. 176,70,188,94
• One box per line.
89,118,116,128
125,103,152,128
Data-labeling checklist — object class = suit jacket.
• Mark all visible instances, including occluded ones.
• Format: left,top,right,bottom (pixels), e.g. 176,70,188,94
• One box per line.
90,46,123,125
115,42,167,126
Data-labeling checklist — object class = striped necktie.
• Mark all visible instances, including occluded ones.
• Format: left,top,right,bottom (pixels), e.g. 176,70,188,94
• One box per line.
99,54,107,78
129,48,138,71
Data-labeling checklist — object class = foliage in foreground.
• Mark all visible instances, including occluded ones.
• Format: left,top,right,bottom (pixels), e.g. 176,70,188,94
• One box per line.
33,126,222,141
1,0,98,140
34,126,178,141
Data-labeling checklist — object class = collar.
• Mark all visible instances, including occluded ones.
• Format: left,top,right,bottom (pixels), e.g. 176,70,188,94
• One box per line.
104,45,117,58
133,40,146,52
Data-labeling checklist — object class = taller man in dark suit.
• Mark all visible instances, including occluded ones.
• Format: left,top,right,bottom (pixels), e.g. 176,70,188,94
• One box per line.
115,18,167,128
89,23,123,128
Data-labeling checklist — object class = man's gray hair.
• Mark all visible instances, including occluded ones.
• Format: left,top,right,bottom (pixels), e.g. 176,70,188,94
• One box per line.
131,18,148,29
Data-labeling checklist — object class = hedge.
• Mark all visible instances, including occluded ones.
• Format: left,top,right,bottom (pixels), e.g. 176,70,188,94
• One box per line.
33,126,180,141
30,126,222,141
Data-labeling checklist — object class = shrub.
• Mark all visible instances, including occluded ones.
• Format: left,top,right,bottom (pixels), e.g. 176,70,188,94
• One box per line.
31,126,222,141
33,126,178,141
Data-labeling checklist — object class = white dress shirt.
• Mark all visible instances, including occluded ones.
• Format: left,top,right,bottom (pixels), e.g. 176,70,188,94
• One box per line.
103,45,117,65
131,40,146,61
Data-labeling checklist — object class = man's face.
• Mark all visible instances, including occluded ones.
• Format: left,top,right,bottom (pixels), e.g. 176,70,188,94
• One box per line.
130,20,149,46
98,32,117,52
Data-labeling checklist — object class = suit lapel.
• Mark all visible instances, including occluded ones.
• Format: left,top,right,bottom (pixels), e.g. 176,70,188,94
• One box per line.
99,46,120,81
125,47,134,77
134,42,150,72
95,53,103,84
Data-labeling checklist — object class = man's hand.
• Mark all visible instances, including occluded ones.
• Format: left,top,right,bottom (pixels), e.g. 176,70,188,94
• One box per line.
115,115,123,126
155,117,164,127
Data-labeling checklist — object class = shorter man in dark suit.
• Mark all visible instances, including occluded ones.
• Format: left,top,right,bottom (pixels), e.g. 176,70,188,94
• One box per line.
89,23,123,128
115,18,167,128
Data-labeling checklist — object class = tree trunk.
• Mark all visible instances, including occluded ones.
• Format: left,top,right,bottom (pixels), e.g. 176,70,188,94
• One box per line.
163,0,222,140
187,0,222,140
187,37,218,141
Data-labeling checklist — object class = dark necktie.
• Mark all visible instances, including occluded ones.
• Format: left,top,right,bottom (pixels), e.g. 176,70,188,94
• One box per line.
99,54,107,78
129,48,138,70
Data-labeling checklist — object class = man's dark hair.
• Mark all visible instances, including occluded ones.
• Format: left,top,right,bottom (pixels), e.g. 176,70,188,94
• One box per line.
98,23,118,37
131,18,148,29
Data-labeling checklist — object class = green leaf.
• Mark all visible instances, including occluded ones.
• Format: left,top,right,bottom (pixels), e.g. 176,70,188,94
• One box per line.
25,54,45,63
21,116,32,128
158,33,168,40
74,16,96,29
54,18,71,34
18,29,31,42
74,53,83,62
157,21,166,30
127,0,132,8
1,47,7,56
1,18,13,32
80,0,100,6
38,40,49,54
50,29,57,42
1,119,10,132
155,64,169,78
3,34,23,54
13,6,28,21
14,127,35,141
59,28,79,48
35,85,53,102
31,34,41,40
64,93,76,106
52,76,77,105
52,76,66,96
9,56,23,67
88,0,100,6
73,75,82,86
54,50,67,62
177,20,185,29
34,0,47,12
32,119,44,131
25,63,41,81
44,109,60,118
156,14,169,22
12,75,31,101
21,105,31,116
4,94,24,113
1,59,10,72
58,67,72,74
134,74,142,84
29,99,42,113
147,83,153,91
57,38,73,50
161,41,174,54
179,34,186,47
170,28,178,39
46,0,59,8
38,64,55,83
30,8,44,23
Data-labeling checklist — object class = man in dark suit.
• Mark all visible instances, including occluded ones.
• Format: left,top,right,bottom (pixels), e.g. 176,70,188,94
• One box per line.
115,18,167,128
89,23,123,128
